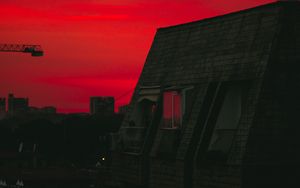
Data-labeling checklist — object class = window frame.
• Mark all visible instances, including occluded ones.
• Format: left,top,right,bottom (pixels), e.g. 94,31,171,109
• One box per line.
195,81,251,166
161,86,194,130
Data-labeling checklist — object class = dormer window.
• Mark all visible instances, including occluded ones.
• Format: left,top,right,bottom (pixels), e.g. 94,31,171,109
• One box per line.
130,86,160,127
121,86,160,153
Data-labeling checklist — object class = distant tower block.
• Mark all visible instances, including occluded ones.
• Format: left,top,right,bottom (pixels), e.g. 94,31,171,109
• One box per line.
8,93,29,114
0,98,5,113
90,96,115,115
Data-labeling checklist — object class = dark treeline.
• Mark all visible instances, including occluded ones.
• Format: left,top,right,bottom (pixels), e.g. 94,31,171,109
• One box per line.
0,113,124,168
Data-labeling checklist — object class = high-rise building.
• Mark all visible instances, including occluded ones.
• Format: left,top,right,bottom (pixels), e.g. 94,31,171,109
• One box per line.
0,98,5,113
90,96,114,115
8,93,29,114
0,98,6,119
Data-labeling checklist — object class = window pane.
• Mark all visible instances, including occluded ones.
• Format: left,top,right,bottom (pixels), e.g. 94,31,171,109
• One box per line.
163,91,182,128
173,93,181,128
163,92,173,128
215,86,242,130
208,85,243,153
208,130,235,153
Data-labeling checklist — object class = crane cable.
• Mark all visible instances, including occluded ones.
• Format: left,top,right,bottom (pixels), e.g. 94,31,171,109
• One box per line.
114,88,135,102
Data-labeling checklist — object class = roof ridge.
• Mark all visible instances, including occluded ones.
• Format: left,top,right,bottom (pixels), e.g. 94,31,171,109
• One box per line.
158,1,298,30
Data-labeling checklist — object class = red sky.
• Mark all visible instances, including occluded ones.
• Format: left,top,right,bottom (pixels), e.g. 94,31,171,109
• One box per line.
0,0,275,113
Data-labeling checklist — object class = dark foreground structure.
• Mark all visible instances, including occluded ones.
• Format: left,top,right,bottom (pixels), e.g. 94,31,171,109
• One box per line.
108,1,300,188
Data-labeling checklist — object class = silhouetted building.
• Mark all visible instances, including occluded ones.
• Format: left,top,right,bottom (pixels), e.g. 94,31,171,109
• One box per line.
90,96,115,115
41,106,56,114
28,106,39,113
8,93,29,114
0,98,5,119
29,106,56,114
109,1,300,188
0,98,5,112
118,104,129,115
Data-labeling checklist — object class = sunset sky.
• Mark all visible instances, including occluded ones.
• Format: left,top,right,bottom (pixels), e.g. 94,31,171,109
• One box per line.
0,0,275,113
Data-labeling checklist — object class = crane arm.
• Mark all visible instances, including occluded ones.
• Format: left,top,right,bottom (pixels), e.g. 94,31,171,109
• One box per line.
0,44,44,56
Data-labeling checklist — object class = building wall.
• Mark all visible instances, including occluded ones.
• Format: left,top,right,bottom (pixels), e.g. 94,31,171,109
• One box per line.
242,3,300,187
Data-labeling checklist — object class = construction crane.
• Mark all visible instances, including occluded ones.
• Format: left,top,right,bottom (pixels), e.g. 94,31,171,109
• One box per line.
0,44,44,57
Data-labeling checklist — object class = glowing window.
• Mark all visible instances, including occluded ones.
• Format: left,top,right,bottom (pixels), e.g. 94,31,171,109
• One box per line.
163,91,182,129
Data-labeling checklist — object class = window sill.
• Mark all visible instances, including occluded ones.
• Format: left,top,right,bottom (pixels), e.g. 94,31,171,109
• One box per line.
122,126,146,129
160,127,180,131
122,151,142,156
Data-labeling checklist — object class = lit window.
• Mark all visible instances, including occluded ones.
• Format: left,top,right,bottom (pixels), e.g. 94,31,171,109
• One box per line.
163,91,182,129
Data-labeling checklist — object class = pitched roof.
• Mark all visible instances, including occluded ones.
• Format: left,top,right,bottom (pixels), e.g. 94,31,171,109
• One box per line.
139,1,299,87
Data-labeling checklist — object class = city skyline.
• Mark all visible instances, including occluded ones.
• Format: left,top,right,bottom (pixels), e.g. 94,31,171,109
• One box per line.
0,93,119,114
0,0,275,113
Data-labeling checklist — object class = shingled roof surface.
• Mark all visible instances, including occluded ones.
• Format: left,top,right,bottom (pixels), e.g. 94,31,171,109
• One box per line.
138,1,299,87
